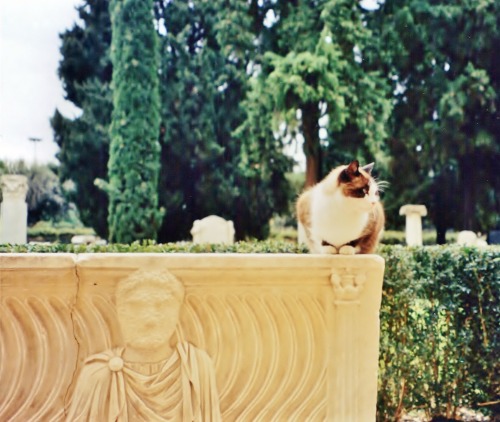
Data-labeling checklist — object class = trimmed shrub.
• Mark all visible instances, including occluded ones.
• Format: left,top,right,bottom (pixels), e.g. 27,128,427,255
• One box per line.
381,230,459,245
27,223,95,244
0,240,308,254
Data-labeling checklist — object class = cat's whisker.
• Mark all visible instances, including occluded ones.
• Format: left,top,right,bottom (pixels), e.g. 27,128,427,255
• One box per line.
375,179,390,192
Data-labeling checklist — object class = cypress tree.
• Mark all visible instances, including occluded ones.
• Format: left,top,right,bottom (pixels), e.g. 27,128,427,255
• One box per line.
106,0,163,242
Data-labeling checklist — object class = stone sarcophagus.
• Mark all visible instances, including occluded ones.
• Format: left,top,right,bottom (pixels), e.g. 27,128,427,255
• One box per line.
0,253,384,421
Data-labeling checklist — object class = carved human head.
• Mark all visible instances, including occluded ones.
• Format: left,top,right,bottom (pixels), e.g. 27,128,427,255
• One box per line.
116,269,185,352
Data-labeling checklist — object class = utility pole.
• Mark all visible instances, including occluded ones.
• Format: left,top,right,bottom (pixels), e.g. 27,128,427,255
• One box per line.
28,137,42,164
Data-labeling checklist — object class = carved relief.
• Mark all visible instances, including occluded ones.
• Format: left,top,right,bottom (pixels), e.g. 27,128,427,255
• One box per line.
330,268,367,303
180,293,328,421
0,175,29,200
66,270,221,421
72,286,329,420
0,254,384,422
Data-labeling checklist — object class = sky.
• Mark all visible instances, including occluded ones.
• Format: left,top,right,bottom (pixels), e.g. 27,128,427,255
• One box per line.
0,0,379,166
0,0,82,165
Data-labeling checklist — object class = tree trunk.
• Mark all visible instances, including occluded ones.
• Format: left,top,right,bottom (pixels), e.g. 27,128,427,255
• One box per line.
459,156,475,230
302,102,321,187
436,226,447,245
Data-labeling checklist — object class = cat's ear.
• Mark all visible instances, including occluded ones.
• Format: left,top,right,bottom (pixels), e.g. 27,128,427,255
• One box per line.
346,160,360,175
339,160,360,183
361,162,374,174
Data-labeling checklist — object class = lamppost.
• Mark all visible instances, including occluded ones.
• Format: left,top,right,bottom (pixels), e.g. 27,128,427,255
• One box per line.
28,137,42,164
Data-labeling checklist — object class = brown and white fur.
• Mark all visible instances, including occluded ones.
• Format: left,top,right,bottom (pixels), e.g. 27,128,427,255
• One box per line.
296,160,385,254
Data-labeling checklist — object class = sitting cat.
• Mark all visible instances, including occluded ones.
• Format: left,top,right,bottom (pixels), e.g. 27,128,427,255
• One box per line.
296,160,385,254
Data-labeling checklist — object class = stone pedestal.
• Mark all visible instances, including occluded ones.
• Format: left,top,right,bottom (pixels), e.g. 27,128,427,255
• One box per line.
399,204,427,246
0,175,29,244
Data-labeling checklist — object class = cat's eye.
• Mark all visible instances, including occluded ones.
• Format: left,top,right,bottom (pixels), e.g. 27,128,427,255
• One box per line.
354,188,367,198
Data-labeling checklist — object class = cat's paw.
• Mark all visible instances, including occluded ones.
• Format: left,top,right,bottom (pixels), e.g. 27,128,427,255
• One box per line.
339,245,356,255
320,245,338,254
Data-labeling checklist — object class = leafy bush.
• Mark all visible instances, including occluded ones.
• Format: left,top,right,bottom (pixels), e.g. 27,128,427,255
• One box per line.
378,245,500,421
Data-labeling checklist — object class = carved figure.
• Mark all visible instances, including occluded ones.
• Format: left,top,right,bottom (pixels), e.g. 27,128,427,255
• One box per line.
65,270,221,421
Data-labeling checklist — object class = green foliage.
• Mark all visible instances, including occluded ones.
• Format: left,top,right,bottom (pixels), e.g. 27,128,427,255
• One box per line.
378,245,500,420
0,239,308,254
104,0,164,243
381,230,458,246
242,0,392,187
28,221,95,243
367,0,500,235
52,0,112,238
53,0,500,242
55,0,294,242
156,0,291,241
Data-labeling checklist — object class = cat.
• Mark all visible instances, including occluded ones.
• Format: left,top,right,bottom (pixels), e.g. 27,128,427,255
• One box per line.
296,160,385,254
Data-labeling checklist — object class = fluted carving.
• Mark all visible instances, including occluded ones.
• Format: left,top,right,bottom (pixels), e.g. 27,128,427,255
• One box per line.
0,297,78,421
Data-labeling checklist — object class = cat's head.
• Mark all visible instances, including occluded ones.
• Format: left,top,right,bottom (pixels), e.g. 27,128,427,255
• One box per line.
337,160,380,210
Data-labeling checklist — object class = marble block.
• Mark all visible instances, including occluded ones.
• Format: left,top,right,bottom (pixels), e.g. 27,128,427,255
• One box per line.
0,175,29,244
191,215,235,244
399,204,427,246
457,230,488,247
0,253,385,421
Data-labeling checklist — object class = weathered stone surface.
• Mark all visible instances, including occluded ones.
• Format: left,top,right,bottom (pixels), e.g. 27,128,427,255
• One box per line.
190,215,235,244
0,175,29,244
399,204,428,246
457,230,488,246
0,253,78,421
0,253,384,421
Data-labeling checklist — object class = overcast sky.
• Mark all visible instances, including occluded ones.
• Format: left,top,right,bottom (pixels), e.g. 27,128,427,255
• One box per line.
0,0,379,166
0,0,82,164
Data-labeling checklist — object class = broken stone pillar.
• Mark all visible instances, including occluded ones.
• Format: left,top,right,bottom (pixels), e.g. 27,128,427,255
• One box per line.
190,215,235,244
399,204,427,246
0,175,29,244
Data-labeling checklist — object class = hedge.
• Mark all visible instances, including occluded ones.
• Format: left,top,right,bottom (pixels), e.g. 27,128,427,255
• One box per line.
378,245,499,421
0,242,498,420
0,240,309,254
381,230,459,245
27,226,461,246
27,224,95,244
